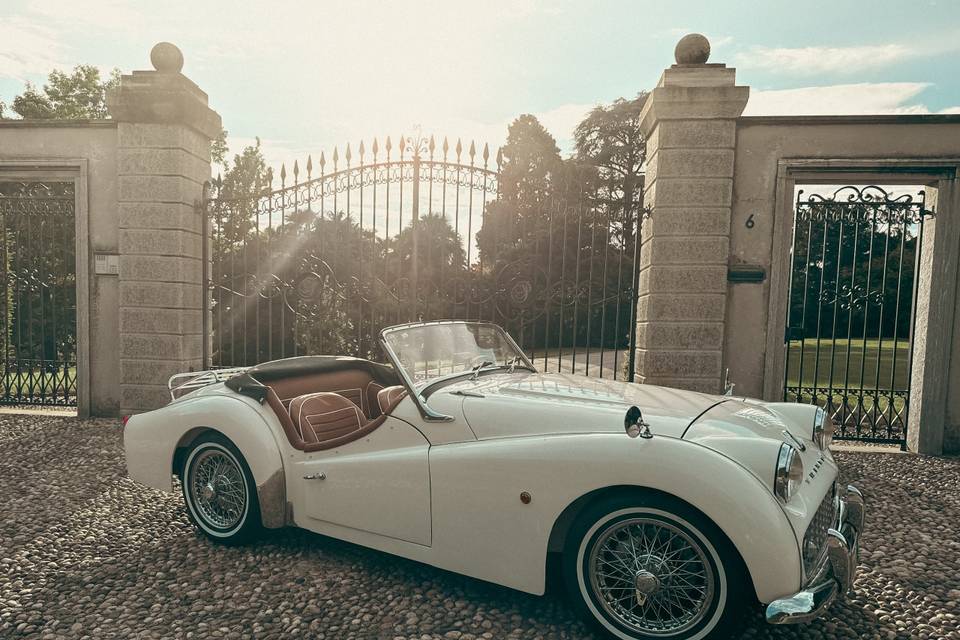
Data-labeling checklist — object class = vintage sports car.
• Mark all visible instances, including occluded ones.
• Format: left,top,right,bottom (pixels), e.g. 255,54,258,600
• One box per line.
124,320,865,640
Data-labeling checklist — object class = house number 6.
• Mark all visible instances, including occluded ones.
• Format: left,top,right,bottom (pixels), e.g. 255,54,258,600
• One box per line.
745,214,755,229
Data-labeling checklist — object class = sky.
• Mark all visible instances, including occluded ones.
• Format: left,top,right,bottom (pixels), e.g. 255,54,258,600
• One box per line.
2,0,959,171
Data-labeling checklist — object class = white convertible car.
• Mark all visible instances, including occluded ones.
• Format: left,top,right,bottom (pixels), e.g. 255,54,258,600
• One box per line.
124,320,864,640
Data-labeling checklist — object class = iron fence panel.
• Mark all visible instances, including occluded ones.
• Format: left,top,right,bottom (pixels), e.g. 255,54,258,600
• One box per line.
0,180,77,406
206,133,642,381
784,185,929,447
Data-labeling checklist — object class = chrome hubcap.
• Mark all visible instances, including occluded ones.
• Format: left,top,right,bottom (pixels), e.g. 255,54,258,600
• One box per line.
190,449,246,530
588,516,715,636
633,570,661,605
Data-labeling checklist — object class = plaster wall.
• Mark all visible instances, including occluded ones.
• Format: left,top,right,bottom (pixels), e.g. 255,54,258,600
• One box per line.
728,115,960,452
728,116,960,393
0,121,120,416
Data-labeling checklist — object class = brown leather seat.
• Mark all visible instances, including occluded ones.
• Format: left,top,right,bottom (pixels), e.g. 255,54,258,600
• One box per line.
376,385,407,415
271,370,385,419
288,392,365,445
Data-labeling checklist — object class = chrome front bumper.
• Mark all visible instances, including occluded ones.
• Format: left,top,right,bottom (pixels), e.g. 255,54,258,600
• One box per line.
766,484,865,625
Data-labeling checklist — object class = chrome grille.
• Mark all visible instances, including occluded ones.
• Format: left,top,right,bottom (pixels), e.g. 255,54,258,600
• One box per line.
802,483,838,576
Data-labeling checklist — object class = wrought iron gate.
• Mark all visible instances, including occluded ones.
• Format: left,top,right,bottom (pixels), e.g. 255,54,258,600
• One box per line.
783,185,929,446
206,132,642,380
0,180,78,406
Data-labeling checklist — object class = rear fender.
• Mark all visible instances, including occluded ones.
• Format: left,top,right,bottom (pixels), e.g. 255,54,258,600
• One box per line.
123,394,288,528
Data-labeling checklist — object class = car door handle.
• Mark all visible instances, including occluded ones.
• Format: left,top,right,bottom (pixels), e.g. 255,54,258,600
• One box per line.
303,472,326,480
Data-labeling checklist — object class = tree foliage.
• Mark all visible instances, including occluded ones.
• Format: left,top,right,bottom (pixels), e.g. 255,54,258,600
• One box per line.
10,65,120,119
789,220,919,341
574,93,648,239
474,109,644,351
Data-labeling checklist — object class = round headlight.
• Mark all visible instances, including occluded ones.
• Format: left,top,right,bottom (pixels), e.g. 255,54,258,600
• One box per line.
775,443,804,502
813,408,834,450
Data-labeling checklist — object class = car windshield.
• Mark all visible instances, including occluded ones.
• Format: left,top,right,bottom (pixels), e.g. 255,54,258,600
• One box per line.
382,322,528,386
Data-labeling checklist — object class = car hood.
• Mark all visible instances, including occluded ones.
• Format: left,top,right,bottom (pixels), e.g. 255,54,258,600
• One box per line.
445,371,726,440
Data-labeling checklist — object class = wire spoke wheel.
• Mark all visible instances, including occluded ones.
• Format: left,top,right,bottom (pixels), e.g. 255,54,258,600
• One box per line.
588,516,715,637
188,448,248,531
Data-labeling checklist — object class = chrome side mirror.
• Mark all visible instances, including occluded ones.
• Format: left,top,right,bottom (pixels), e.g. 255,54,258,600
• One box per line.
625,405,653,439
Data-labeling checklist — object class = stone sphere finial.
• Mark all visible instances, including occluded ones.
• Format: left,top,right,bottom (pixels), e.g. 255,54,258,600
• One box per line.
150,42,184,73
674,33,711,65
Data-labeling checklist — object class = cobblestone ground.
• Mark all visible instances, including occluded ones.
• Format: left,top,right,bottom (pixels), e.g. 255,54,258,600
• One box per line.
1,414,958,639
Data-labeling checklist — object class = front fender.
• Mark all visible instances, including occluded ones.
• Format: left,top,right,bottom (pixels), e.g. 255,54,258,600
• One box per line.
428,432,801,603
123,394,288,528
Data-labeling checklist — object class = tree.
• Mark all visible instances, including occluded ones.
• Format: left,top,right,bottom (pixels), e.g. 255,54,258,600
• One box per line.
211,128,228,167
574,93,648,242
393,213,466,277
10,65,120,119
212,138,271,249
476,114,562,267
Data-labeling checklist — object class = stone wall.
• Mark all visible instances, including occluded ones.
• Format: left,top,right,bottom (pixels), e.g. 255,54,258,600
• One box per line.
107,47,220,416
635,41,748,394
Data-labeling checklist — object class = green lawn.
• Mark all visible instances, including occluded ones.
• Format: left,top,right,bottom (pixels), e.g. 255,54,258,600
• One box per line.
784,338,910,421
785,338,910,390
1,367,76,403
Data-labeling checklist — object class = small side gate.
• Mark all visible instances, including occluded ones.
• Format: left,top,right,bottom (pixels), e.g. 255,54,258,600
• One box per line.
0,180,78,406
783,185,930,446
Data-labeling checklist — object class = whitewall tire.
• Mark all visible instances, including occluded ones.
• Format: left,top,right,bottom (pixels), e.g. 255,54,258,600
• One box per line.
181,433,261,544
563,493,749,640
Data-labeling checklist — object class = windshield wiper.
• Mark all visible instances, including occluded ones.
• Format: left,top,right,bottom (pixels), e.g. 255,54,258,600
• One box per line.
471,360,495,380
507,355,522,373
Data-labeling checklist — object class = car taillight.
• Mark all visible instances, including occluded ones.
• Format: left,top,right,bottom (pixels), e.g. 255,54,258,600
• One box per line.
122,415,131,427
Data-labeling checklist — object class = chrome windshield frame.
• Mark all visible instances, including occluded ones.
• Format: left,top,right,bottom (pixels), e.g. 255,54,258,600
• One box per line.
378,320,535,422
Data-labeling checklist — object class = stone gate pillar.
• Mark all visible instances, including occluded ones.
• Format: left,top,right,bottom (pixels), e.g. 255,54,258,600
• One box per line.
634,35,748,393
107,43,220,414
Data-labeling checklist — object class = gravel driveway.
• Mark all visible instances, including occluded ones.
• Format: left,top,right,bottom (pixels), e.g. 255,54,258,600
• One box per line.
1,413,958,640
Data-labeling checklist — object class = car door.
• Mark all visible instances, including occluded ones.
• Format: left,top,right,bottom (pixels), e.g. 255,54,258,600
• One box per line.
292,416,432,546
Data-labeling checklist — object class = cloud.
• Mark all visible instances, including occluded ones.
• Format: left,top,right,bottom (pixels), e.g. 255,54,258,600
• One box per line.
0,17,66,80
742,82,960,116
24,0,144,31
735,44,914,75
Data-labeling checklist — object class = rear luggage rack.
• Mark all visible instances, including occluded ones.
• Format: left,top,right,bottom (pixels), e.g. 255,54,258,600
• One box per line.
168,367,248,400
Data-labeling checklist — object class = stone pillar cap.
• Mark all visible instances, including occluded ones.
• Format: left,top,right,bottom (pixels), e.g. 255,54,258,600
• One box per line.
107,44,221,139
